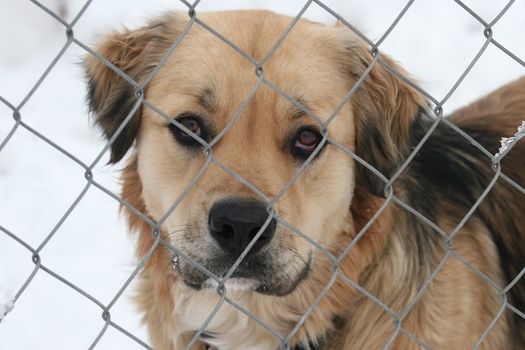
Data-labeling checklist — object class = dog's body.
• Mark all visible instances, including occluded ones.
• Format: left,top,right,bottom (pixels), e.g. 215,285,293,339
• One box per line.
84,10,525,350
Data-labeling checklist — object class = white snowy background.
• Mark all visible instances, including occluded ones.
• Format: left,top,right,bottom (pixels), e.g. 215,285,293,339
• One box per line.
0,0,523,349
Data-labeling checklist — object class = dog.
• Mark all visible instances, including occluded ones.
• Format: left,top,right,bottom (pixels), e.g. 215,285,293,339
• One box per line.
83,10,525,350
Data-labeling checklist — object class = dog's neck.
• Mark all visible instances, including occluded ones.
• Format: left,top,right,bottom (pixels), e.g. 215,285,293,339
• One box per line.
170,278,336,350
171,287,280,350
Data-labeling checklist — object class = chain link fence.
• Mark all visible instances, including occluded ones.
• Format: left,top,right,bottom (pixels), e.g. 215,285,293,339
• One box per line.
1,0,524,349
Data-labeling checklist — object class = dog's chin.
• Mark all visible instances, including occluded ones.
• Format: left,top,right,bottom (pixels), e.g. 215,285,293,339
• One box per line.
172,252,312,297
202,277,260,292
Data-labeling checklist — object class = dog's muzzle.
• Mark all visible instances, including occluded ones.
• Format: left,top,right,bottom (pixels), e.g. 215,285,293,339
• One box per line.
170,197,311,295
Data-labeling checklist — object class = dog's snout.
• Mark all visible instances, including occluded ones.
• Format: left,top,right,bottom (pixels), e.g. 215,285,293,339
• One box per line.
209,199,276,257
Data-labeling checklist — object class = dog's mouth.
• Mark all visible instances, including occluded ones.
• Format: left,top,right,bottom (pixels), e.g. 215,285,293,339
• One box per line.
171,251,312,296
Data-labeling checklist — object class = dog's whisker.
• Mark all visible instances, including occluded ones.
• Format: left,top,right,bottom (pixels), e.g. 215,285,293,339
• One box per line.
194,183,214,198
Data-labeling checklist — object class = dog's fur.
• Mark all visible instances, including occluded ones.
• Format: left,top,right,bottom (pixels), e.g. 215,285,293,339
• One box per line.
84,10,525,350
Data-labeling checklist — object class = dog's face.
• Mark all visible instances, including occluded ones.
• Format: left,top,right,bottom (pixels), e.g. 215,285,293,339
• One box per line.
85,10,423,296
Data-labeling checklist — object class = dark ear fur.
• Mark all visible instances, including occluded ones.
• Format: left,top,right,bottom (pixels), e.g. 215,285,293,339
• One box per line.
84,13,185,163
346,46,427,196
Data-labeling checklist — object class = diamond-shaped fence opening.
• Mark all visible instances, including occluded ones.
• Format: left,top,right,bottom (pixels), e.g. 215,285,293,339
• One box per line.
0,126,89,247
0,0,524,349
377,0,490,100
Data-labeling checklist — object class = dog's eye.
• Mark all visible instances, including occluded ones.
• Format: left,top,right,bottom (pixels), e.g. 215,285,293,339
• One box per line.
169,116,204,147
292,128,322,158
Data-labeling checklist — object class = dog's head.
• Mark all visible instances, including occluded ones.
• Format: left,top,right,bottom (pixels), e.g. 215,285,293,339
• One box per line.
85,10,424,297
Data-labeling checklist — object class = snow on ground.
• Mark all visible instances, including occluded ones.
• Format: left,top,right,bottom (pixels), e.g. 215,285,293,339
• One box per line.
0,0,523,349
0,289,14,322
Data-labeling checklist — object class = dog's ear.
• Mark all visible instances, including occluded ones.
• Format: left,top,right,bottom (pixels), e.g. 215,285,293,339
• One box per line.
84,13,186,163
342,41,428,196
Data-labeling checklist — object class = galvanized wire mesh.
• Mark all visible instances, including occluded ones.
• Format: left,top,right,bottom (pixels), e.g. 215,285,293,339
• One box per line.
1,0,524,349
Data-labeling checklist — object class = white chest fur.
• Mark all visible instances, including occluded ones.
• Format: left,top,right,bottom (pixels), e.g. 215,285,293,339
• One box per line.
172,282,281,350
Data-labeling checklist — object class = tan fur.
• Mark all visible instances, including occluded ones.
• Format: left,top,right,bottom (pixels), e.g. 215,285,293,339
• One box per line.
85,10,524,350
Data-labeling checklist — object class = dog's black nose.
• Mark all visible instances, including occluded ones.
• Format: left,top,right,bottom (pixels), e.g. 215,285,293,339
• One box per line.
209,199,276,257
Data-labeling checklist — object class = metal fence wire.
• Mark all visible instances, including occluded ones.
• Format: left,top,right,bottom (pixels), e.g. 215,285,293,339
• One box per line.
1,0,525,349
